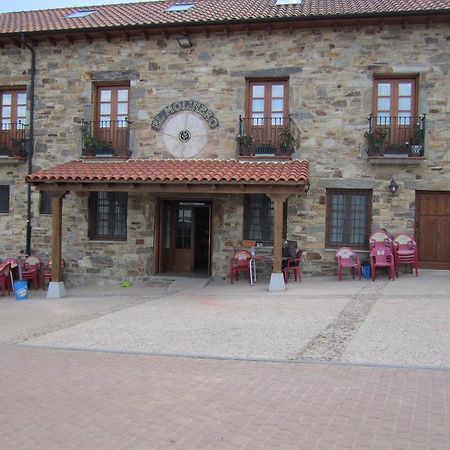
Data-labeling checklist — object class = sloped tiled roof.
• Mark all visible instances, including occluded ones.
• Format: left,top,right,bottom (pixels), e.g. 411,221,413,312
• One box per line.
1,0,449,35
27,159,309,184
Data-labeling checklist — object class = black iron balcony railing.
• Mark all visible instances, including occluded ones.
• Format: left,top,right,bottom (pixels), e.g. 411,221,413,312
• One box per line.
0,122,28,158
366,115,426,158
81,119,131,158
237,115,296,158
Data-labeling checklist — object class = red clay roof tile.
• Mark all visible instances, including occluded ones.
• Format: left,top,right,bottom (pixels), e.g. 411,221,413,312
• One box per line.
1,0,449,34
26,159,309,184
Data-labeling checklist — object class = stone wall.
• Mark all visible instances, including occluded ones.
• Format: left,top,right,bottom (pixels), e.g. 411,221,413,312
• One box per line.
0,21,448,283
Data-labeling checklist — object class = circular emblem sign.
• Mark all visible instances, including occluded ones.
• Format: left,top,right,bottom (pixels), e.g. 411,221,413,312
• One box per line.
179,130,191,142
162,112,208,158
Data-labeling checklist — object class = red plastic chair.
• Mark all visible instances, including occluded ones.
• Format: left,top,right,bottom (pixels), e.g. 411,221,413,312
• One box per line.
21,256,41,290
0,263,12,296
41,259,65,290
394,234,418,276
335,247,361,281
230,249,252,284
370,239,395,281
283,250,302,283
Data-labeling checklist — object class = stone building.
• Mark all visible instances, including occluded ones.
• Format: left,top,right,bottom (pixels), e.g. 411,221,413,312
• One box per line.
0,0,449,294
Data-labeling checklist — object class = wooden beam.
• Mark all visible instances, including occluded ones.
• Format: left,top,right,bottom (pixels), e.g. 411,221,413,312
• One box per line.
143,31,150,41
31,182,305,195
84,34,93,44
104,33,112,43
48,36,57,46
123,31,130,41
67,36,75,45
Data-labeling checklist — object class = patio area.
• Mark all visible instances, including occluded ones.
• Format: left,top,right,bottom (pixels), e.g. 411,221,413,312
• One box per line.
1,270,449,368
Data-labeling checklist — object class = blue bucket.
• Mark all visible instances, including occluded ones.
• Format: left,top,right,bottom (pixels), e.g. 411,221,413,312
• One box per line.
14,280,28,301
361,264,371,279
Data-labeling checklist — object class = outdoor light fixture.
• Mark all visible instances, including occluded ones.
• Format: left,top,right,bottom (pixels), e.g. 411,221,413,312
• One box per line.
304,180,311,194
176,35,192,48
388,178,399,196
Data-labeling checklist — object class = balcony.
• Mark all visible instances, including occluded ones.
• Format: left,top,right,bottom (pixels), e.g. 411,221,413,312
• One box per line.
237,116,296,159
366,115,425,159
0,123,28,160
82,120,132,158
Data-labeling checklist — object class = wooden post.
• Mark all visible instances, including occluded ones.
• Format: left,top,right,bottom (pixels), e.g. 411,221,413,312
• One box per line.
47,191,67,299
267,193,288,290
51,194,63,282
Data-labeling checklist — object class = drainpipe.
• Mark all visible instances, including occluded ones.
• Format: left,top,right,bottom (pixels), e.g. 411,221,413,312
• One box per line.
21,33,35,256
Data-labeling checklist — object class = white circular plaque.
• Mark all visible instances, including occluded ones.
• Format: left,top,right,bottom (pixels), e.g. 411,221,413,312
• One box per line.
162,111,208,158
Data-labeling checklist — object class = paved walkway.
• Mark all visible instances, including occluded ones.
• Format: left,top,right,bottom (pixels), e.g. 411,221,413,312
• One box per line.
1,345,449,450
0,270,449,448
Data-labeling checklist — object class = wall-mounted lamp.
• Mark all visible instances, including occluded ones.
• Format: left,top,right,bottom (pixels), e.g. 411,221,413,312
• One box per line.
176,35,192,48
388,178,399,196
304,180,311,194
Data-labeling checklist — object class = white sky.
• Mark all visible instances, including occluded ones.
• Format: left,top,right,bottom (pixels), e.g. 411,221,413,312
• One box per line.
0,0,156,14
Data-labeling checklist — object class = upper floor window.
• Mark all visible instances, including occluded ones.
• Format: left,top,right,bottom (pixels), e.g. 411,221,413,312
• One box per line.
373,77,417,126
239,80,291,157
0,89,27,157
96,84,129,127
0,185,10,213
89,191,127,240
1,89,26,129
83,84,131,157
243,194,287,244
368,76,423,157
326,189,372,250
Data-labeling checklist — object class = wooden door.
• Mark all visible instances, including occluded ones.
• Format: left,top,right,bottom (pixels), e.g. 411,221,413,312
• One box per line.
415,191,450,269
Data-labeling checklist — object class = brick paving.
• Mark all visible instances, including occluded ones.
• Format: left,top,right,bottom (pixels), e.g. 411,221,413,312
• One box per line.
1,345,449,450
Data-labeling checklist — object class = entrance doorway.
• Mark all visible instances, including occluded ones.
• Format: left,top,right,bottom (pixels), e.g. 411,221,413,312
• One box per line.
158,200,212,274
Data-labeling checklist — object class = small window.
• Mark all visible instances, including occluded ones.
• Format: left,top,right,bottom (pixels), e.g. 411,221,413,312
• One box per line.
39,191,52,215
0,185,10,213
326,189,372,250
275,0,303,5
243,194,287,244
64,10,97,19
89,192,127,241
166,3,194,12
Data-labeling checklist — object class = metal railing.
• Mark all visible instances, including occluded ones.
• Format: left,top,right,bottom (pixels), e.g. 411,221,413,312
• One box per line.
366,115,426,157
237,116,296,158
81,119,131,157
0,122,28,158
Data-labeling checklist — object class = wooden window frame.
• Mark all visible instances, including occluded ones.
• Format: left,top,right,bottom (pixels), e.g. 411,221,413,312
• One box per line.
0,87,27,125
245,79,289,120
0,185,10,213
94,83,130,124
325,189,372,250
372,75,419,119
243,194,287,245
88,191,128,241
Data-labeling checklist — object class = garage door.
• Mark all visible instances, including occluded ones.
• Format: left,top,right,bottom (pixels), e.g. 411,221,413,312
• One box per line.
416,191,450,269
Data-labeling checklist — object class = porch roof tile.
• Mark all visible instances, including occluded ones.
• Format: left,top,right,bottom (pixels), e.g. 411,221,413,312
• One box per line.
26,159,309,184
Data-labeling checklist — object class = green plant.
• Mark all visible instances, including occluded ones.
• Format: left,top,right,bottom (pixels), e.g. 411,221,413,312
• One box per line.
279,126,295,148
235,134,254,146
364,127,387,150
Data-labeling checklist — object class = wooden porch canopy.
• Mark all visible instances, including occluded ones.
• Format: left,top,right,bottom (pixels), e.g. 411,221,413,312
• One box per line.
26,158,309,287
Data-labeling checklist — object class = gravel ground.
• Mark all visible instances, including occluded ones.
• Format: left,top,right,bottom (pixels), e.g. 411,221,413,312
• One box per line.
2,270,450,368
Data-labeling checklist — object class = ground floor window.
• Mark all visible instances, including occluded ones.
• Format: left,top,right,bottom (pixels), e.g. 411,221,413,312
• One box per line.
39,191,52,215
243,194,287,244
0,185,10,213
89,191,127,240
326,189,372,249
